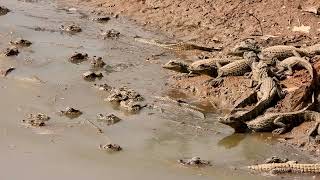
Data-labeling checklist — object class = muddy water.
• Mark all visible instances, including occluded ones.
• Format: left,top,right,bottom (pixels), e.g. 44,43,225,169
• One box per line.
0,0,317,179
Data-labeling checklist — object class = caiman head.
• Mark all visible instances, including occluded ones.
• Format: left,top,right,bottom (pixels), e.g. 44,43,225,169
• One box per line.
228,38,261,56
218,114,249,133
162,60,189,73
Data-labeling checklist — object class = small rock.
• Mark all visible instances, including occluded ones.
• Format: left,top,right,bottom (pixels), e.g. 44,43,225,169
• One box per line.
60,107,82,119
3,46,19,56
120,99,143,112
10,38,32,47
264,156,289,164
83,71,103,81
69,52,88,64
100,29,120,39
92,16,111,23
92,83,112,91
178,157,211,167
105,87,143,102
97,113,121,125
0,6,10,16
22,113,50,127
90,56,105,68
99,143,122,152
60,24,82,33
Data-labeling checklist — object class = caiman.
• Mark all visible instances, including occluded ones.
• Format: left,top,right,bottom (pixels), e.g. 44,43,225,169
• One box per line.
259,45,309,62
219,76,284,132
247,161,320,174
134,36,221,52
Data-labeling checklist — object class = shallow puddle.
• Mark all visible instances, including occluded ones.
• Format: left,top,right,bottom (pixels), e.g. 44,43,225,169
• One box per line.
0,0,318,179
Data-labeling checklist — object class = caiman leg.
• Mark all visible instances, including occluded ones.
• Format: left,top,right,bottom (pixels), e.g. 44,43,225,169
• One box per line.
308,122,320,143
292,50,301,57
278,65,294,76
206,78,224,87
216,62,223,69
210,78,224,87
272,117,288,135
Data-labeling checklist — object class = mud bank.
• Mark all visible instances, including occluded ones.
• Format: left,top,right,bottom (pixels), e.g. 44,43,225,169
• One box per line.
59,0,320,49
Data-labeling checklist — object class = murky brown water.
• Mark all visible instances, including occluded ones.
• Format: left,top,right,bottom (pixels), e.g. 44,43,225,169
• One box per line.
0,0,317,179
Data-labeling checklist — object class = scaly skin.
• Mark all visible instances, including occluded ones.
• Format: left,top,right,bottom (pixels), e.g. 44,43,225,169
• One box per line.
246,110,320,134
216,59,252,77
188,57,243,76
304,44,320,56
231,61,273,112
276,56,316,109
247,92,316,134
162,60,190,73
257,76,284,102
216,52,257,77
134,37,221,52
251,61,269,83
259,45,309,61
276,56,314,79
219,77,283,132
248,162,320,174
228,38,261,56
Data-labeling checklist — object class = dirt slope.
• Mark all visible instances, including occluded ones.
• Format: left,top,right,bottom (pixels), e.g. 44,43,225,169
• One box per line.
60,0,320,50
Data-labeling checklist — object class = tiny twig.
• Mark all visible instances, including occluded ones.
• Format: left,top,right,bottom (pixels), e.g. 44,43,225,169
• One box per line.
248,12,264,36
86,119,103,134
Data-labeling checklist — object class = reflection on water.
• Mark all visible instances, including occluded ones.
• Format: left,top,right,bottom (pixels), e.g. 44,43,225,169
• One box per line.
218,133,247,149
